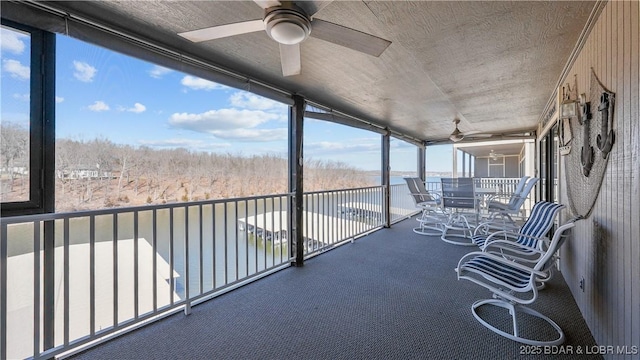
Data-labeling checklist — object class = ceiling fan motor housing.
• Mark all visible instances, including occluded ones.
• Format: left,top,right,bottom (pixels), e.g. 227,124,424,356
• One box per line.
264,5,311,45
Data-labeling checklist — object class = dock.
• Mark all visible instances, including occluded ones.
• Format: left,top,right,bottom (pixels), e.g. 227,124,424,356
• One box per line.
237,210,365,250
337,202,411,220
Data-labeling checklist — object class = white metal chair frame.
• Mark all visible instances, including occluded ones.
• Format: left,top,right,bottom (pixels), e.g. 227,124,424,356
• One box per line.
404,177,447,236
481,177,539,232
440,177,479,246
456,217,579,346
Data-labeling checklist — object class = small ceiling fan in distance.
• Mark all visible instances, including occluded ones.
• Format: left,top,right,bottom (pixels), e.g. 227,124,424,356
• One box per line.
178,0,392,77
489,149,504,161
449,118,492,142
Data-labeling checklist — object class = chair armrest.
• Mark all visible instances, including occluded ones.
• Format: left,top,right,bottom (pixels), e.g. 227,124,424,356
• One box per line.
483,232,544,249
456,251,547,278
482,239,546,262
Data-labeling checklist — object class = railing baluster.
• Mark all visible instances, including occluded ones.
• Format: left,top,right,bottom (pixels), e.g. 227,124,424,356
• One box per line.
1,224,6,360
198,204,204,294
133,211,139,319
234,201,239,281
90,215,96,335
244,200,249,277
63,218,70,346
271,199,275,266
113,214,118,327
169,209,175,305
33,220,41,358
254,200,258,274
212,204,216,291
277,196,281,262
199,205,204,296
262,199,267,269
184,206,190,315
223,203,228,285
152,209,157,313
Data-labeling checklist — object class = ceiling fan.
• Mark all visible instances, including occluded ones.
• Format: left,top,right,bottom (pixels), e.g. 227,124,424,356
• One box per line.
489,149,504,160
178,0,392,77
449,119,465,142
449,118,492,142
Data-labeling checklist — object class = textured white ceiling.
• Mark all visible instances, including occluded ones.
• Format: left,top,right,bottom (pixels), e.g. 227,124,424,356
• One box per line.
47,0,595,143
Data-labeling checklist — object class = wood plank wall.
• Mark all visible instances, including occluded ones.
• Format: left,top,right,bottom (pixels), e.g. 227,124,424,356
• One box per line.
558,1,639,355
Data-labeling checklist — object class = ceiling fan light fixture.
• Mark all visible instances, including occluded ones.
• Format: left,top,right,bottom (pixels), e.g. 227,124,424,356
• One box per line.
449,118,464,142
269,22,307,44
449,131,464,142
264,7,311,45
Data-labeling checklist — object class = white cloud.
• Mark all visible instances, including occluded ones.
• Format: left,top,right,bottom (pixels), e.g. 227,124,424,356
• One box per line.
149,65,172,79
130,103,146,113
229,92,287,111
306,140,380,154
1,28,27,54
138,138,231,150
13,93,29,101
88,100,110,112
210,128,287,142
2,59,30,80
120,102,146,113
73,61,97,82
55,96,65,103
169,108,280,132
180,75,227,91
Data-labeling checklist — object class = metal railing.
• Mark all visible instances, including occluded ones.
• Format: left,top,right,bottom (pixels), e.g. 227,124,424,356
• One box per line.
1,193,299,359
475,177,536,218
303,186,386,257
424,177,536,219
1,185,405,359
389,183,421,224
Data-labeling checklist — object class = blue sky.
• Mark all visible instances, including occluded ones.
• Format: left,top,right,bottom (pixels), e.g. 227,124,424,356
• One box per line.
1,27,453,172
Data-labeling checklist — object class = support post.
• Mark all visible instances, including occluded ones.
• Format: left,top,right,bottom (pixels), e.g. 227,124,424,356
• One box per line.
417,145,426,182
382,131,391,228
462,152,467,177
452,147,459,178
288,95,305,266
42,30,56,353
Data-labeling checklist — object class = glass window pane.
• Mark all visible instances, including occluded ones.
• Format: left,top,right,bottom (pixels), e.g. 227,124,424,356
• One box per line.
55,34,289,212
303,120,379,190
1,25,31,204
390,138,417,181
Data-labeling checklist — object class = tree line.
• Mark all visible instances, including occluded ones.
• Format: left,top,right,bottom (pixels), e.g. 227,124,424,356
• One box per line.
1,122,374,212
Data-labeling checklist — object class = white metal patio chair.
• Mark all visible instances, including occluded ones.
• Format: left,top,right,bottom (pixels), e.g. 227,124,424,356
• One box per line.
403,177,447,236
473,201,566,288
480,177,539,232
440,177,479,246
456,217,579,346
472,201,565,252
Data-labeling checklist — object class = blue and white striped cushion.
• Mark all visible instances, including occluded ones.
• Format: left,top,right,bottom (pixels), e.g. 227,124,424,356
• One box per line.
460,255,531,289
472,234,488,247
474,201,563,250
516,202,564,248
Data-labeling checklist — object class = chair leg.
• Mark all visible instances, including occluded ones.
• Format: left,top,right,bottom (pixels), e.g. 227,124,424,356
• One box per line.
441,213,475,246
413,209,446,236
471,298,565,346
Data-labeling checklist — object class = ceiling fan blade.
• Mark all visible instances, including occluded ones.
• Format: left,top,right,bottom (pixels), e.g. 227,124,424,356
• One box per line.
253,0,282,9
279,43,301,76
464,130,493,138
178,19,264,42
310,19,391,57
295,1,334,17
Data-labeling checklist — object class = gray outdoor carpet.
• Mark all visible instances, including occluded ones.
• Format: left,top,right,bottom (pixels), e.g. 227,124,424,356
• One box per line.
70,217,599,360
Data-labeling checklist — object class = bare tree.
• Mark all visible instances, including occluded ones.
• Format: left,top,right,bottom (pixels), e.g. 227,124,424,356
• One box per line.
0,122,29,197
